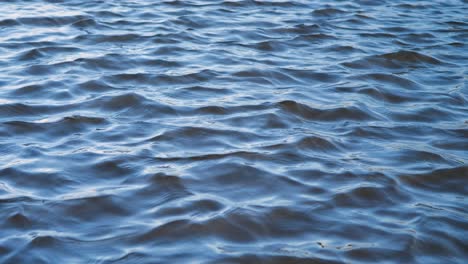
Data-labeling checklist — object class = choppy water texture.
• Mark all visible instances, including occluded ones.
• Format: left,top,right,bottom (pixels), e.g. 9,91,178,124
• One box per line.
1,0,467,263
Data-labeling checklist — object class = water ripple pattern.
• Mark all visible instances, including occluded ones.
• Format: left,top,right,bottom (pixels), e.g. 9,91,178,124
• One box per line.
0,0,467,263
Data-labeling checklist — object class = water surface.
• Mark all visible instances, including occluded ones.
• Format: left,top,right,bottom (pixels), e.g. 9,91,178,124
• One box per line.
0,0,467,263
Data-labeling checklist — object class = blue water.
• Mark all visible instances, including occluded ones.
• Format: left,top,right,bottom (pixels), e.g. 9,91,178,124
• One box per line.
0,0,467,263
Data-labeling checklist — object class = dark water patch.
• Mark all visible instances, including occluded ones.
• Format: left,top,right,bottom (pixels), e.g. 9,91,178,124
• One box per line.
74,55,137,71
83,93,176,116
324,44,363,54
0,18,21,27
3,212,33,229
271,23,321,35
76,79,116,93
332,185,405,208
350,73,421,89
71,18,99,28
292,33,337,43
395,3,430,9
343,50,444,70
389,106,459,122
399,166,468,195
0,103,59,118
277,100,378,121
147,126,261,151
3,115,108,139
16,15,92,27
359,32,397,39
350,86,418,104
280,68,341,83
312,8,346,17
379,50,442,64
402,33,438,44
74,33,149,44
295,136,342,153
140,58,181,68
101,70,217,86
221,112,290,129
0,167,75,197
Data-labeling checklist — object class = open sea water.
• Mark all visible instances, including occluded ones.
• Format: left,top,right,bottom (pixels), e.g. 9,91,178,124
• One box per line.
0,0,467,263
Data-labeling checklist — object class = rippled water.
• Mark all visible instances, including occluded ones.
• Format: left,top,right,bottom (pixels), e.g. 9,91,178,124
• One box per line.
1,0,467,263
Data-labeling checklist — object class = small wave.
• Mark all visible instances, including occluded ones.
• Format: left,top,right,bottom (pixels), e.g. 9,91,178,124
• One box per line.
343,50,444,70
277,100,378,121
